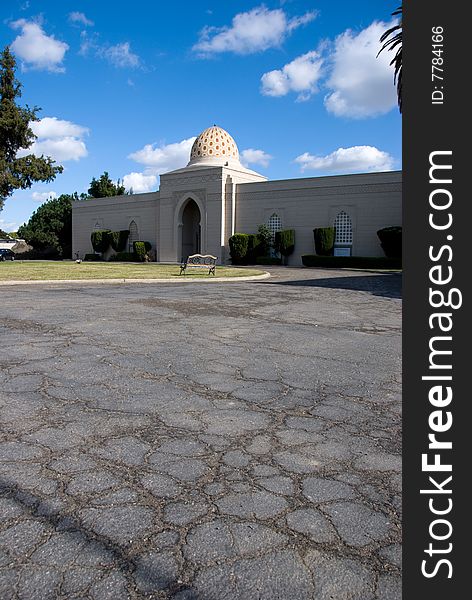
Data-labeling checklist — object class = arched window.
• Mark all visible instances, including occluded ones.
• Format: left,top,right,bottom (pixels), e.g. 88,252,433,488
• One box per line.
128,220,139,251
334,211,353,245
267,213,282,241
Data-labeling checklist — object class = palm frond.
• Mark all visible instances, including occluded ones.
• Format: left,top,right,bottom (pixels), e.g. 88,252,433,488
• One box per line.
378,5,402,112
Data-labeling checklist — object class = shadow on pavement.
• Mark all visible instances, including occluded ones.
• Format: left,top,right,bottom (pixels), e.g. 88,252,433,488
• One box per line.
263,273,402,299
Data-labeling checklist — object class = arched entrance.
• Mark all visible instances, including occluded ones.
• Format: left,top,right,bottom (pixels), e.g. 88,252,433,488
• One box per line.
181,199,201,259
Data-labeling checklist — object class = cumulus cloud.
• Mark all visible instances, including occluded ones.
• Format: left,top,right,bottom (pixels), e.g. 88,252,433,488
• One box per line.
294,146,394,174
32,191,57,202
324,21,398,118
68,12,94,27
10,19,69,72
241,148,273,169
193,6,316,55
128,137,196,174
31,117,88,139
18,117,89,162
261,50,323,101
122,172,157,193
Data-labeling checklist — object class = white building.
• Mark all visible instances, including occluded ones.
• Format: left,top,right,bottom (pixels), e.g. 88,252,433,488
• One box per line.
72,126,401,264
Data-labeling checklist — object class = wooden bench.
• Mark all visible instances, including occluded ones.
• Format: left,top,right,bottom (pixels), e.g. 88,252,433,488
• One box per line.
180,254,217,276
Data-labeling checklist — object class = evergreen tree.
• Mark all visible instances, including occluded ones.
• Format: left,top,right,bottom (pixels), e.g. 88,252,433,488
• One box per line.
88,171,125,198
0,46,63,211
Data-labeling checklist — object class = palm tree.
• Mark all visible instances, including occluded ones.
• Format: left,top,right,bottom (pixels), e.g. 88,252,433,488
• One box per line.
378,5,402,113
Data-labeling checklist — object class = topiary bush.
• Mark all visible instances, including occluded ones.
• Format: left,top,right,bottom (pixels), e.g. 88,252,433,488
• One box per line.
229,233,249,264
246,234,260,264
377,226,402,258
274,229,295,264
144,241,152,253
133,241,147,262
255,256,282,265
313,227,335,256
109,230,130,252
91,229,111,254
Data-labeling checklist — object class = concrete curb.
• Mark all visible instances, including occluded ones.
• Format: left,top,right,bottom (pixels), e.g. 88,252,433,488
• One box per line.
0,272,271,286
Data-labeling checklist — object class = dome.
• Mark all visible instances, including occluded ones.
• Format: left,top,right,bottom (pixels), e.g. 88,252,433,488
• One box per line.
188,125,240,167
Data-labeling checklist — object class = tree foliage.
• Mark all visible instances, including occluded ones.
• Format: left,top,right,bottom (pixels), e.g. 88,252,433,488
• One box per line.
88,171,125,198
378,5,402,112
256,224,273,256
90,229,111,253
17,193,75,258
0,46,63,211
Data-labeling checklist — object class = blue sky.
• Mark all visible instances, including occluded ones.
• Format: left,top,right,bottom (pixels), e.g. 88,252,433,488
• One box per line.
0,0,401,232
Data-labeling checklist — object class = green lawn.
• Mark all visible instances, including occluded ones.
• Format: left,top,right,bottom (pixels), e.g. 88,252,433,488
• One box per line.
0,261,265,281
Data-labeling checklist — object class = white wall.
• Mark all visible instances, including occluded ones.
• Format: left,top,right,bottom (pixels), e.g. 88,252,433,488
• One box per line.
234,171,402,264
72,192,159,259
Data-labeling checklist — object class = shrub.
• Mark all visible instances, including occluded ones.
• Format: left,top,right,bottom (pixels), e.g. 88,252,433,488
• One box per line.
246,234,260,263
144,241,152,253
377,226,402,258
255,256,282,265
91,229,111,253
229,233,249,264
313,227,335,256
109,230,130,252
109,251,136,262
257,224,273,256
84,253,101,261
133,241,147,262
274,229,295,264
301,255,402,269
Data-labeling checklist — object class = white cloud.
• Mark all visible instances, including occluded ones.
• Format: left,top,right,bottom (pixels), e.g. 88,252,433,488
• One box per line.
10,19,69,72
68,12,94,27
241,148,273,169
128,137,196,174
294,146,394,174
261,50,323,101
32,191,57,202
99,42,140,68
18,117,89,162
324,21,398,118
0,219,19,232
122,172,157,193
30,117,88,139
193,6,316,55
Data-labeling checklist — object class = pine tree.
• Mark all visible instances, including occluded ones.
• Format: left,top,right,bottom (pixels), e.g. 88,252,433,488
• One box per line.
0,46,63,211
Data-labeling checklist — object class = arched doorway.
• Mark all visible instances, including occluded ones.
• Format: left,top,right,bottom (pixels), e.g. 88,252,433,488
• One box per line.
181,199,201,259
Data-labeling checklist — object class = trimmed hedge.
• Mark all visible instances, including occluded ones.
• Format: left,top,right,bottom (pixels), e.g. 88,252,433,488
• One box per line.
246,234,260,263
133,241,147,262
377,226,402,258
313,227,335,256
91,229,111,253
109,251,136,262
109,230,130,252
84,253,101,261
274,229,295,264
301,255,402,269
256,256,282,265
229,233,249,264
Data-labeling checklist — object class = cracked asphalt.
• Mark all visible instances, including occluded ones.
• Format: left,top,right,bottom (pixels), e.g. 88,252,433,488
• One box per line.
0,267,402,599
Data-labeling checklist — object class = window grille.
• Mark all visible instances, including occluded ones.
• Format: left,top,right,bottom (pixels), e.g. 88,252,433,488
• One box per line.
334,211,353,245
267,213,282,240
129,220,139,251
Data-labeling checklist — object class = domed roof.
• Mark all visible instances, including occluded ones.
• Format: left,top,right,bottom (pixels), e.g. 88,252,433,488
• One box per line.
188,125,240,167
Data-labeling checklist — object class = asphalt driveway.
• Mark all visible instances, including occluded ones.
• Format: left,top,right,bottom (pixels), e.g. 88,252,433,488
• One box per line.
0,267,402,599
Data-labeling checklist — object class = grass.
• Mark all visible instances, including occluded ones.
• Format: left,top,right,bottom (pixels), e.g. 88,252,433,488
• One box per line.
0,260,265,281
